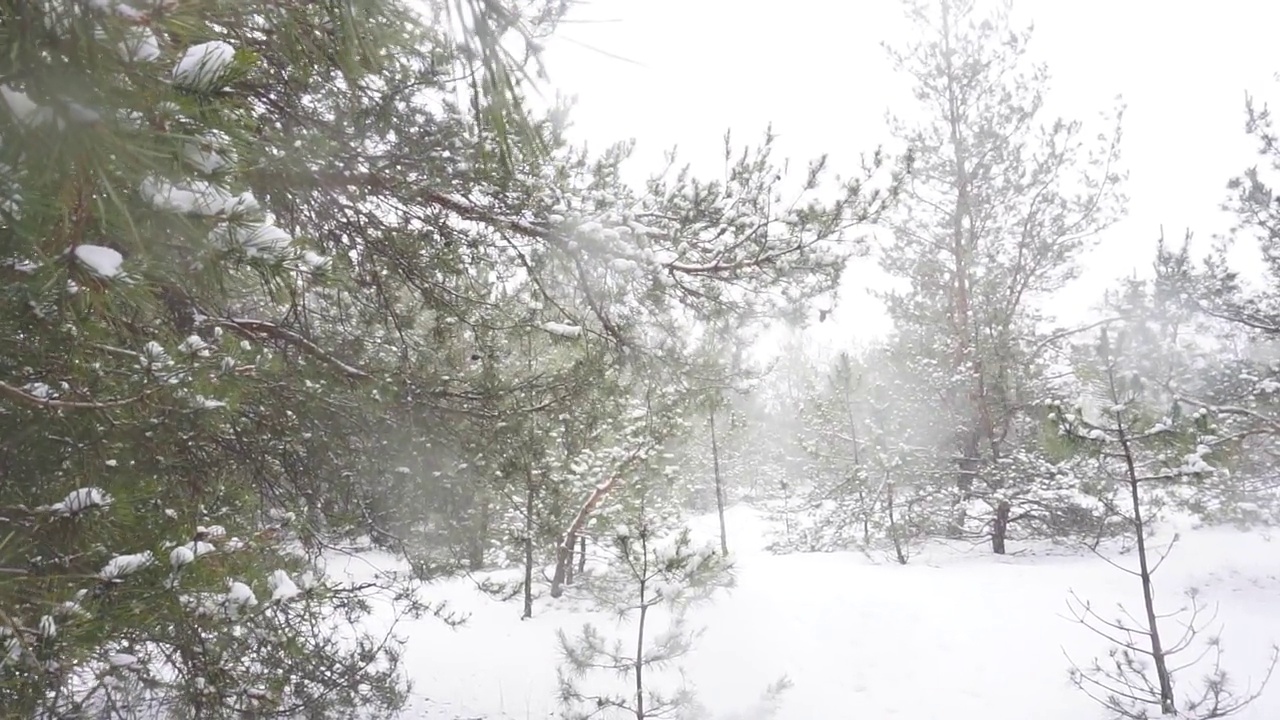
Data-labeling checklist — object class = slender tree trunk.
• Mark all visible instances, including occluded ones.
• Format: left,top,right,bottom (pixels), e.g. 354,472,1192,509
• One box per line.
709,409,729,555
577,535,586,575
550,544,571,598
886,480,907,565
468,494,489,571
634,532,649,720
632,600,648,719
975,364,1012,555
522,471,535,619
780,480,792,543
551,457,637,596
991,500,1010,554
843,392,870,546
952,436,979,538
939,1,984,544
1117,416,1175,714
859,488,871,545
564,531,576,586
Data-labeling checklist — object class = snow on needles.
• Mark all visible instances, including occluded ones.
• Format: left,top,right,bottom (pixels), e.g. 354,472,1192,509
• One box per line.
140,176,260,217
117,29,161,63
172,41,236,91
99,551,155,581
0,84,55,127
108,652,140,668
214,222,294,259
182,131,238,175
225,581,258,614
89,0,154,24
268,569,301,602
72,244,124,278
47,487,113,515
541,321,583,338
169,545,196,570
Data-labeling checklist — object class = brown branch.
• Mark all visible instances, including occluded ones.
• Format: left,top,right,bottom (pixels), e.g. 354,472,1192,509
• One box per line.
1028,316,1129,359
0,381,155,410
1175,394,1280,436
210,317,372,380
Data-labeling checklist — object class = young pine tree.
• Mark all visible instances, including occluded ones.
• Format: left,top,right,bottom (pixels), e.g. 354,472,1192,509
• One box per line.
556,522,733,720
1053,329,1276,718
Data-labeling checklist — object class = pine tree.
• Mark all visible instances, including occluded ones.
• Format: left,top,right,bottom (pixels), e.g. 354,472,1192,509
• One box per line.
1053,328,1277,718
555,523,733,720
1151,89,1280,525
0,0,468,715
785,343,955,560
879,0,1125,552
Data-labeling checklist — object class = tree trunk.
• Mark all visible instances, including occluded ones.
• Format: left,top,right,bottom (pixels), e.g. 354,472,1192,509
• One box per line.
634,600,648,720
951,437,979,538
577,535,586,575
939,0,984,544
467,494,489,571
1117,422,1176,714
522,472,535,619
634,531,650,720
709,409,729,555
551,466,631,597
886,480,907,565
780,480,792,544
550,545,571,598
859,488,871,546
564,531,576,586
843,396,869,546
991,499,1010,554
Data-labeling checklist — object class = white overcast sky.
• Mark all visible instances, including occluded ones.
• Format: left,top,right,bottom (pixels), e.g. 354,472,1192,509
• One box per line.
534,0,1280,353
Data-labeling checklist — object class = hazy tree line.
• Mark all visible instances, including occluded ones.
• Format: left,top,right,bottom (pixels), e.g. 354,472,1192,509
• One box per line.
2,0,1278,718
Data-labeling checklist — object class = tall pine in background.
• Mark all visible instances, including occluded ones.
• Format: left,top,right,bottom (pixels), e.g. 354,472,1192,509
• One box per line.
878,0,1125,553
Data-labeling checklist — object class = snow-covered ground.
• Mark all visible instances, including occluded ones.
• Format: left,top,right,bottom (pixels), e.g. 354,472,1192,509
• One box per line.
329,507,1280,719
